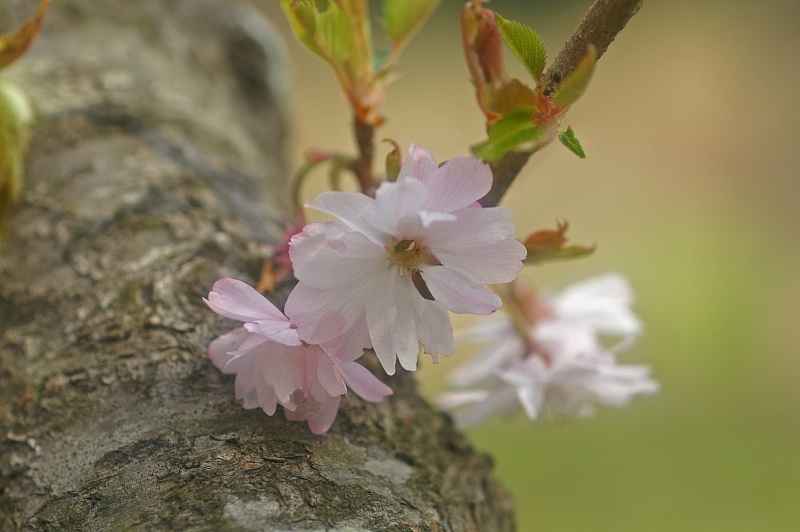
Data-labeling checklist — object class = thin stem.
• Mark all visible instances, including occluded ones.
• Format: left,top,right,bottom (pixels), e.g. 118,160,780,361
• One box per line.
481,0,645,207
354,114,377,196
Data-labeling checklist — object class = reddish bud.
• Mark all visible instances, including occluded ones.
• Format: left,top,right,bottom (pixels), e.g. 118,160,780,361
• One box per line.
461,1,504,91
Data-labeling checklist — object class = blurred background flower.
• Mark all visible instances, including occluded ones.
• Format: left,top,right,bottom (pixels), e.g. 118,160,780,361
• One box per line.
260,0,800,529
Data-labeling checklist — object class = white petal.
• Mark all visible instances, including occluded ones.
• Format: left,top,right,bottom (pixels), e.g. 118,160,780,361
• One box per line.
422,266,502,315
337,360,393,402
449,334,525,388
205,278,288,323
366,269,420,374
244,320,302,346
451,387,519,427
423,207,517,249
433,237,525,285
437,390,490,410
363,178,428,237
395,211,457,238
289,225,388,289
423,155,492,212
411,295,454,364
553,273,642,336
310,191,386,244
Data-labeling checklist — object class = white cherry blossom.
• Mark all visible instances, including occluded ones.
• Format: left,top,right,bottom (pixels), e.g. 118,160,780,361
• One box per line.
439,274,658,426
285,145,526,375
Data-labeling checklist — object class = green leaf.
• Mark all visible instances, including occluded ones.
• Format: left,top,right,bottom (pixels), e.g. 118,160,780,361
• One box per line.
558,127,585,158
281,0,354,68
495,14,547,82
472,107,546,162
551,44,597,107
383,0,440,44
0,79,33,249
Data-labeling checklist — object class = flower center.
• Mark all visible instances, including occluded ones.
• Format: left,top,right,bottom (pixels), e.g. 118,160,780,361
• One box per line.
389,238,433,271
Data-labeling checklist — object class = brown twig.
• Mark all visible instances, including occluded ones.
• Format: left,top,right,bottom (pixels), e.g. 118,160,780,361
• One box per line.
353,114,377,197
542,0,644,91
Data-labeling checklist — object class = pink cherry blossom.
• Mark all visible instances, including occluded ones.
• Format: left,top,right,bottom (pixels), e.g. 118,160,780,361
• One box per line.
205,278,392,434
438,274,658,426
284,145,527,375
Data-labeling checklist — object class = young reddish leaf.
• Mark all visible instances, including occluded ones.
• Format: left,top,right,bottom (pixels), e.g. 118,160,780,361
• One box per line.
558,127,586,158
461,0,505,121
495,14,547,83
551,44,597,108
522,221,595,265
0,0,52,70
483,77,538,116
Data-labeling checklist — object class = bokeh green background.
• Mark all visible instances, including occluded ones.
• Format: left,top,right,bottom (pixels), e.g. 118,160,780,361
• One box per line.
260,0,800,530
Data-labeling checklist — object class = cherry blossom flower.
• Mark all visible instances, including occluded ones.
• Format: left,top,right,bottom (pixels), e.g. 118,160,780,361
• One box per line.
205,278,392,434
285,144,527,375
438,274,658,426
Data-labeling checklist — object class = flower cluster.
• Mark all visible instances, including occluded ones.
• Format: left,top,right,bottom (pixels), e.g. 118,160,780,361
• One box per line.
438,274,659,426
206,145,526,433
205,278,391,434
206,144,658,434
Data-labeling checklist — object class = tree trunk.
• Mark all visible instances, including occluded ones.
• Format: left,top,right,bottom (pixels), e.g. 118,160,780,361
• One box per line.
0,1,515,530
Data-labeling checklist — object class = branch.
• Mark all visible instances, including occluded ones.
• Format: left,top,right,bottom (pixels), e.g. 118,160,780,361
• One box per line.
542,0,644,90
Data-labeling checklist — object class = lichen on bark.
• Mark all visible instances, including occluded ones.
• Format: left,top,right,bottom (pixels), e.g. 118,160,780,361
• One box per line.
0,1,515,530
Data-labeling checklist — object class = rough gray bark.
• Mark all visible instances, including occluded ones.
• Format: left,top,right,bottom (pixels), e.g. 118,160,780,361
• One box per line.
0,1,515,530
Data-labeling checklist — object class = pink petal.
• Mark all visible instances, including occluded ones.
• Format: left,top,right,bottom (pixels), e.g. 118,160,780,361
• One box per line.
244,320,302,346
314,348,347,398
255,378,279,415
365,269,420,374
205,278,288,323
337,360,393,402
306,395,342,435
231,349,266,410
422,155,492,212
320,317,372,362
421,266,502,315
208,327,251,373
265,344,308,404
285,279,373,346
